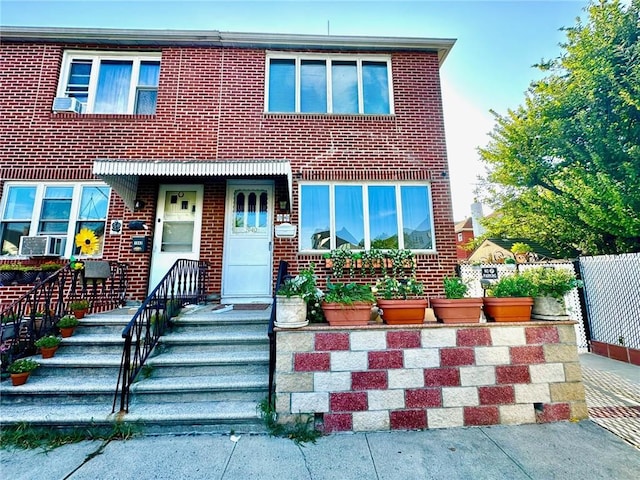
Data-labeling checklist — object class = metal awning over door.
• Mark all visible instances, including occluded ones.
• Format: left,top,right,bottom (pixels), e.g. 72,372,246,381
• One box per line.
93,159,293,211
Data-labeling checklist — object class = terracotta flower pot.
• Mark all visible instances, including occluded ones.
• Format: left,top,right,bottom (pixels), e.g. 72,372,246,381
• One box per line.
377,299,428,325
40,346,58,359
59,327,75,338
321,302,373,326
73,309,87,319
483,297,533,322
430,298,483,324
10,372,31,386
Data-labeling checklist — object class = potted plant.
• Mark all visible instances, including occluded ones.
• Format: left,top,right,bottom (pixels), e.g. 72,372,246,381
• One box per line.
69,299,90,319
0,263,20,285
57,315,79,337
374,275,427,325
7,358,39,386
16,265,41,284
321,281,376,326
483,273,535,322
34,335,62,358
275,265,322,328
430,276,483,324
510,242,532,264
522,267,583,319
39,261,61,281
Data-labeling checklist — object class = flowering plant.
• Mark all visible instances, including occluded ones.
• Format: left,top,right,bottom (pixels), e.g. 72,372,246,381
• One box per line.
375,275,424,300
75,228,100,256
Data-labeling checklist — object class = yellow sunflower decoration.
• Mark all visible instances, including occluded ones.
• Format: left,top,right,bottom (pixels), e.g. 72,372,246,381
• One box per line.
75,228,100,256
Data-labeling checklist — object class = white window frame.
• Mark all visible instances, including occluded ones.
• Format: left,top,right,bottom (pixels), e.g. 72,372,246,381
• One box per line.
298,181,435,253
0,182,111,258
265,52,394,115
57,50,161,114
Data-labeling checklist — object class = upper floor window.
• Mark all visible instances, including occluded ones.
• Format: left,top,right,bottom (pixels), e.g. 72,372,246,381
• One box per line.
299,183,434,252
58,51,161,114
266,54,393,115
0,182,111,258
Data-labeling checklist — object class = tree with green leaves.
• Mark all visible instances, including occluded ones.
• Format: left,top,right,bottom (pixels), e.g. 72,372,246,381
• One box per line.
478,0,640,256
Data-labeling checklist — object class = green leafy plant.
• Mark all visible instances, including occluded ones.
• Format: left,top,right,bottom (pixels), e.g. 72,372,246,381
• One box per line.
40,261,61,272
375,276,424,300
323,280,375,305
489,274,535,298
0,263,22,271
510,242,531,254
34,335,61,348
522,267,583,299
258,397,321,445
276,264,322,303
442,276,469,299
7,358,39,374
323,245,360,278
69,299,90,310
57,315,79,328
504,257,516,264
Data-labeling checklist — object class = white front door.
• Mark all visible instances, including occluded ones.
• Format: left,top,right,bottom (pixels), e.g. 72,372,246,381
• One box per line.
149,184,204,292
222,181,274,303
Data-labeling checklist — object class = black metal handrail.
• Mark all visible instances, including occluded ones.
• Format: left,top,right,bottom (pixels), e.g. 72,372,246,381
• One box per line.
0,261,128,372
268,260,289,405
113,259,208,413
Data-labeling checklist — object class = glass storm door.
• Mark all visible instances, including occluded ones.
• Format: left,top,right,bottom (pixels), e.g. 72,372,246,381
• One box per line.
149,184,203,292
222,181,274,303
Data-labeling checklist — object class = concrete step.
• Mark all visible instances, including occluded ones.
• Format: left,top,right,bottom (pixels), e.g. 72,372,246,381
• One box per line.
25,352,122,377
159,331,269,353
130,374,268,403
56,333,125,354
147,351,269,377
0,374,116,405
0,401,267,434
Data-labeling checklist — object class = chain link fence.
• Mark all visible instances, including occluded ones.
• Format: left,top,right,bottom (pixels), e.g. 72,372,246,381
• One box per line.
579,253,640,350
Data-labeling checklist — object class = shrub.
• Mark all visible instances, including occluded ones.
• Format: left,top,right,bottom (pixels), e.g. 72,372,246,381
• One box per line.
489,274,535,298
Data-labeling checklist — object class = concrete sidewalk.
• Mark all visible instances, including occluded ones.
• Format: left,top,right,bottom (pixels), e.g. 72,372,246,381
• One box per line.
2,420,639,480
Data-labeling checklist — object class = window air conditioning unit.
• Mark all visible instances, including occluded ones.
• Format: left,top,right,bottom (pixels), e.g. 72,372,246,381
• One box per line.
18,236,64,257
52,97,82,113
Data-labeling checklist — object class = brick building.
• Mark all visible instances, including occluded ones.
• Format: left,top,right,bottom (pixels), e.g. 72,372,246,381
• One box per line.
0,27,457,304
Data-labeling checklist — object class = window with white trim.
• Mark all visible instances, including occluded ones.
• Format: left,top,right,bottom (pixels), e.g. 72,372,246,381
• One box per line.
57,51,161,114
299,183,435,251
0,182,111,257
266,53,393,114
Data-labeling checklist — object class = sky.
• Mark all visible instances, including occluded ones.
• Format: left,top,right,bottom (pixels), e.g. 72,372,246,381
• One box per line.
0,0,591,220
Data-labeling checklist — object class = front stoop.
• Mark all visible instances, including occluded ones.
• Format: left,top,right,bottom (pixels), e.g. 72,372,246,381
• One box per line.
0,305,271,434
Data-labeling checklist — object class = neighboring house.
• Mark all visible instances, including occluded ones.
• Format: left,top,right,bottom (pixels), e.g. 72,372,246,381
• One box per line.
0,27,457,303
468,238,557,264
454,217,474,261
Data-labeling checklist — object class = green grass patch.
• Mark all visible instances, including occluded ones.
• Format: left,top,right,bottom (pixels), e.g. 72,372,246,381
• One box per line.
0,421,140,451
258,397,322,446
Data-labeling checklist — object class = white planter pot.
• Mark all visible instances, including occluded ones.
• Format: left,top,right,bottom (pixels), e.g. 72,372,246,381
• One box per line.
275,296,308,328
532,296,568,320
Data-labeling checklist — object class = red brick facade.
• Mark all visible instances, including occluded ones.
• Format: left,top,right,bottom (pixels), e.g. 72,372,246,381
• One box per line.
0,29,457,302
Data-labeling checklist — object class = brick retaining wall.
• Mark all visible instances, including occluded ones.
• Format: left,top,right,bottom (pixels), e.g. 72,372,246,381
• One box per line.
275,322,588,433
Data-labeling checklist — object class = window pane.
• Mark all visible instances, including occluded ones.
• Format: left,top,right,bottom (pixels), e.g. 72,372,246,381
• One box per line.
335,186,364,248
401,186,433,249
1,222,30,255
300,185,330,250
300,60,327,113
3,186,36,219
363,61,390,114
135,89,157,114
269,59,295,112
94,60,133,114
161,222,194,252
67,60,91,105
332,61,358,113
368,186,398,249
139,61,160,86
78,186,110,220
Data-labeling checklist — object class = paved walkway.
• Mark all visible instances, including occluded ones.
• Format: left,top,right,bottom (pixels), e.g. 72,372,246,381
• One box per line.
580,352,640,449
2,352,639,479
